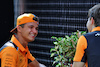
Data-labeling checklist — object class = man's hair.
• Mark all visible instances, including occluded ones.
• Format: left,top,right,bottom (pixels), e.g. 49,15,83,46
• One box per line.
20,24,25,28
88,4,100,27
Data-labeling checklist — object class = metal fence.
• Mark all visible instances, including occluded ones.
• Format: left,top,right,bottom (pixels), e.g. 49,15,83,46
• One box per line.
13,0,99,66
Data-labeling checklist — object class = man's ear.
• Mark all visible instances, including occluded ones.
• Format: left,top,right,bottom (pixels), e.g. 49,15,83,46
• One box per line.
91,17,95,25
17,25,22,33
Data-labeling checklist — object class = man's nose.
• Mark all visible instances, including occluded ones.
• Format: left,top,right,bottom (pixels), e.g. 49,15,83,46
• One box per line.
32,28,38,34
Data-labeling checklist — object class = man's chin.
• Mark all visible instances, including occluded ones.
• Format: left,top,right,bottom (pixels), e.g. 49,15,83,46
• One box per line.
28,39,35,42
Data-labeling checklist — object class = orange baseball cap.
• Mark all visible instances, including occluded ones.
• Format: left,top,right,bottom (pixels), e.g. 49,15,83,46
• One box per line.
10,13,39,33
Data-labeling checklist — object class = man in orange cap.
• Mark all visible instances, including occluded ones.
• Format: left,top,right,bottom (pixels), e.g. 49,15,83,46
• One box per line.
0,13,46,67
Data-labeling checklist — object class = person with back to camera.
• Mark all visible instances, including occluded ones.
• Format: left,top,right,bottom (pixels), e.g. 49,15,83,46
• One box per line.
0,13,46,67
72,4,100,67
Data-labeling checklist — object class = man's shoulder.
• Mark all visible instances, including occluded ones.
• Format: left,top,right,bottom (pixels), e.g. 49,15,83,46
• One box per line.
0,41,18,60
0,41,17,52
83,31,97,37
83,31,100,41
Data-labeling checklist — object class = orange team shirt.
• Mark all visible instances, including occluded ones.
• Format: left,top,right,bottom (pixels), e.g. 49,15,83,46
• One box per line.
0,35,35,67
73,27,100,67
73,35,88,67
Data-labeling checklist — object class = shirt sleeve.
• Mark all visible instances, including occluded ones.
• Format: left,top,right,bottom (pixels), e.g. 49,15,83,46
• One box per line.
73,35,87,62
27,51,35,64
1,47,18,67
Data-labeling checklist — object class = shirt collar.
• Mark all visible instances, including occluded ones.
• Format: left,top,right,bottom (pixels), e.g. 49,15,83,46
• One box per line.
92,27,100,32
11,35,27,52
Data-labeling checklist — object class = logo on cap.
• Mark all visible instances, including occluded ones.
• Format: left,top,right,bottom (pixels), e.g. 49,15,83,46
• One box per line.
19,21,21,23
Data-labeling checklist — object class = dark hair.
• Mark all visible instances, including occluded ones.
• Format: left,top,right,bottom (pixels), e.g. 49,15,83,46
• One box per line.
88,4,100,27
19,24,25,28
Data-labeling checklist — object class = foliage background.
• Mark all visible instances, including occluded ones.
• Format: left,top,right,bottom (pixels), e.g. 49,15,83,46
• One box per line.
50,30,86,67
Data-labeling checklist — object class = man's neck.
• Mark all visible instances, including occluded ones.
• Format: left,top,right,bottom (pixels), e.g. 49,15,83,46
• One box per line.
15,34,28,48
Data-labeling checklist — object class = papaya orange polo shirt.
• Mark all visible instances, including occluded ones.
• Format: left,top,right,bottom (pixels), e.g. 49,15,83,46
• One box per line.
73,27,100,67
1,35,35,67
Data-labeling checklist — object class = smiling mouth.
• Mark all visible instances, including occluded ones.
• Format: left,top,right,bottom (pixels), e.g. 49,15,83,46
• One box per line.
31,34,35,37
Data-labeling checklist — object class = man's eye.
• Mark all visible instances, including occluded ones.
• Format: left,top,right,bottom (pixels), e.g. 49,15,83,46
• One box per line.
29,26,33,28
36,28,39,30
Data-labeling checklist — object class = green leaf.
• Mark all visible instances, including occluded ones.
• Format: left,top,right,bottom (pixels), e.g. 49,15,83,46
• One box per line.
54,42,58,45
56,63,61,67
58,37,63,41
59,47,62,53
53,61,57,65
50,53,56,57
56,64,60,67
54,56,61,62
50,48,56,52
57,51,59,55
55,46,59,50
51,36,58,40
69,58,72,62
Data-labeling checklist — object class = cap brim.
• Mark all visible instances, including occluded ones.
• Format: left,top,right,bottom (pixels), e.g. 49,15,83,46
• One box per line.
10,27,17,33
